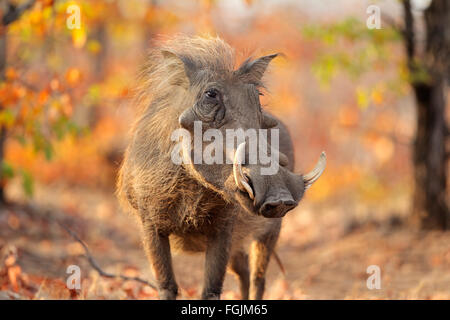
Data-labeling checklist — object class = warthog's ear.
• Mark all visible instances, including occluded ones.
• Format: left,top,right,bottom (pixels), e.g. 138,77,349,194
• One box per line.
235,53,279,84
161,50,197,86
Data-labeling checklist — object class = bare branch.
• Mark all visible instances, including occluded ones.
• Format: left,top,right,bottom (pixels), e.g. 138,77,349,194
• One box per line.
403,0,415,63
57,221,157,289
2,0,37,26
9,202,157,290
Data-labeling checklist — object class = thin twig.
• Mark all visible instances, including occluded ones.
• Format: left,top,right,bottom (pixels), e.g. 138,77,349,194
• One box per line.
57,221,157,289
9,202,157,290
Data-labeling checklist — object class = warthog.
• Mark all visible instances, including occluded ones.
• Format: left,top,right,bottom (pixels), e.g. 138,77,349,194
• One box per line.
117,36,326,300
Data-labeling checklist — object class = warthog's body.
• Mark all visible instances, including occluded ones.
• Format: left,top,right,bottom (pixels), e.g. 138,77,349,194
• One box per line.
117,36,325,299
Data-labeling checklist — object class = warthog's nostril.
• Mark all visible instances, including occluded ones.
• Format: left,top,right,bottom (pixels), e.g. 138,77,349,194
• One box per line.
260,201,279,216
260,198,297,218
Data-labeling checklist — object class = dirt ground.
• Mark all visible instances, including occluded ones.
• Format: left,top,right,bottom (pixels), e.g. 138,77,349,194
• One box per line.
1,182,449,300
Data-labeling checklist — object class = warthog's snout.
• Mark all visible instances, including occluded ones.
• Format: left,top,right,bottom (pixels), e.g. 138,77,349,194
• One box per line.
251,174,300,218
233,142,326,218
259,192,297,218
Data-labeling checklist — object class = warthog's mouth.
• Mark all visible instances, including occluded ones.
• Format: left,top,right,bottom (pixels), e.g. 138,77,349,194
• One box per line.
234,185,260,216
233,142,255,201
233,142,327,218
232,142,263,216
234,170,295,218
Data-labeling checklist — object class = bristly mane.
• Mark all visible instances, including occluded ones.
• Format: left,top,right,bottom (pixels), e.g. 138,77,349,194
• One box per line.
117,35,236,225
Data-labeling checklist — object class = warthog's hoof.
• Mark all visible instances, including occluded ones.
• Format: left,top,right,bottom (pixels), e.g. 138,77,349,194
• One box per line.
158,289,177,300
201,293,220,300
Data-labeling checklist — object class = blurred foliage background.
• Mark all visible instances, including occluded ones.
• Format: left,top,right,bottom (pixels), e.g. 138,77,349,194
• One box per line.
0,0,449,299
0,0,422,208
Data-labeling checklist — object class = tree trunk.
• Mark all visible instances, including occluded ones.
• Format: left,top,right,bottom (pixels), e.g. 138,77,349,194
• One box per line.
412,80,449,229
0,26,7,204
404,0,450,230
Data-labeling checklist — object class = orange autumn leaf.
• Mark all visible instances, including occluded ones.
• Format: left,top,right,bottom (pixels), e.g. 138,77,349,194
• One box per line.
4,254,17,267
5,67,18,81
38,0,55,6
373,137,394,164
338,106,359,127
65,68,82,86
0,84,26,106
119,87,129,98
50,78,60,91
371,87,385,106
38,89,50,105
8,265,22,292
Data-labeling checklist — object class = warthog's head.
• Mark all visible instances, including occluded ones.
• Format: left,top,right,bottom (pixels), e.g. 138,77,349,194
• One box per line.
164,37,325,218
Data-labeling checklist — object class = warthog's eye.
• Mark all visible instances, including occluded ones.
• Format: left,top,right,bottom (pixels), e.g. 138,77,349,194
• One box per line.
195,88,225,125
205,89,218,99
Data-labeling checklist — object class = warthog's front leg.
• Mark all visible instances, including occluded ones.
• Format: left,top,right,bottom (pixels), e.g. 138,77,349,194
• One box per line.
142,220,178,300
201,218,235,300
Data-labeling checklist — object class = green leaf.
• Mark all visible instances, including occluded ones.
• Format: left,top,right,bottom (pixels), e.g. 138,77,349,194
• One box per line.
43,143,53,161
0,109,16,128
21,170,34,197
31,127,54,161
51,116,83,140
87,84,101,104
1,161,15,179
356,87,370,110
312,54,337,86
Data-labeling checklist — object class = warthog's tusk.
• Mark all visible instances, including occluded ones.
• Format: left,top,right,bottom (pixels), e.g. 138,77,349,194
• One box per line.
233,142,254,200
303,152,327,190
